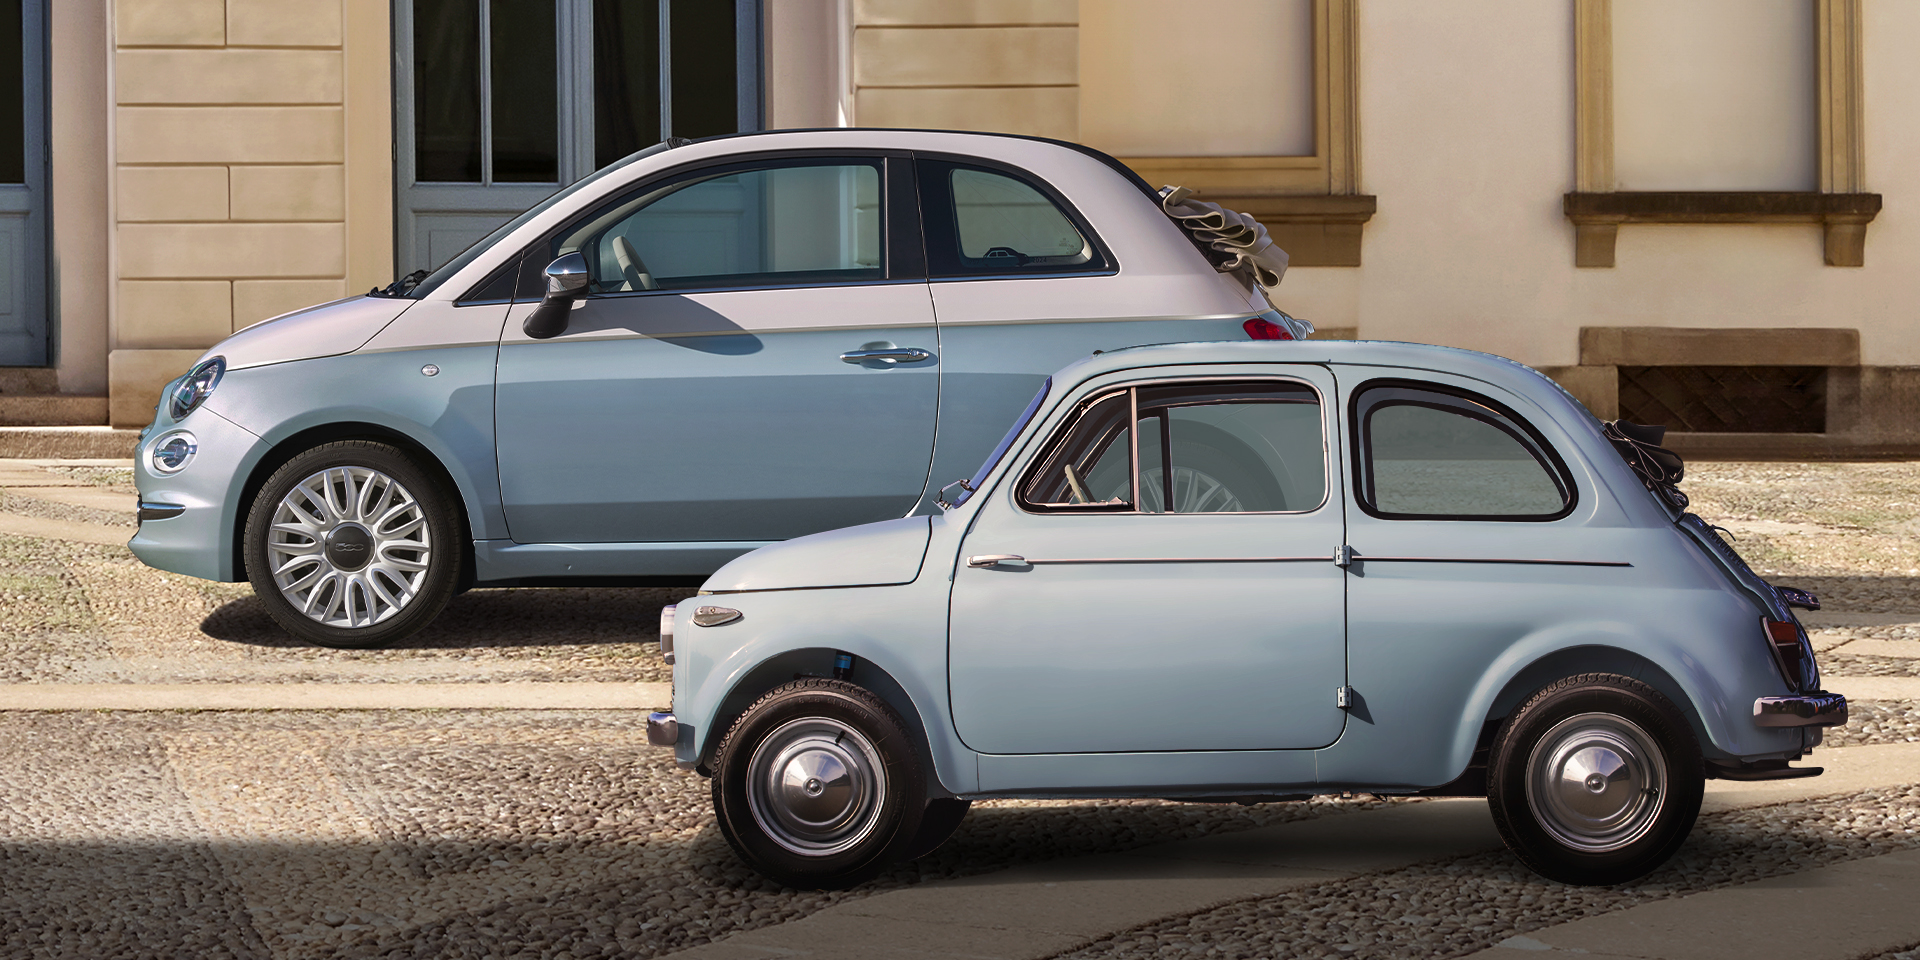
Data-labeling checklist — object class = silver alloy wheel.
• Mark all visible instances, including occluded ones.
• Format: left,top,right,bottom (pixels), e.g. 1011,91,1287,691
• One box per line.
266,466,432,629
1524,712,1668,853
745,716,889,857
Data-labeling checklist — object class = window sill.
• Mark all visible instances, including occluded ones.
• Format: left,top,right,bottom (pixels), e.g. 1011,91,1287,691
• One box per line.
1202,194,1378,268
1562,192,1882,267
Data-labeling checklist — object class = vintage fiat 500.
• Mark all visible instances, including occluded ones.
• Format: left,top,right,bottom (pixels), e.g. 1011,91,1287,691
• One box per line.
128,129,1302,649
651,339,1847,888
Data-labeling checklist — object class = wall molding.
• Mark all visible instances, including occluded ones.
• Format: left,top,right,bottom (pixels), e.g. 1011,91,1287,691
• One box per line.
1568,0,1875,267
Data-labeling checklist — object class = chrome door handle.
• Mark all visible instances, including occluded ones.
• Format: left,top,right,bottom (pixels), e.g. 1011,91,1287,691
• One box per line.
840,347,933,365
966,554,1026,568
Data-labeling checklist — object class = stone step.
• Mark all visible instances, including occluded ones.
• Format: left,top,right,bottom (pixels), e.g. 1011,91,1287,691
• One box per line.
0,367,58,394
0,426,141,459
0,395,109,426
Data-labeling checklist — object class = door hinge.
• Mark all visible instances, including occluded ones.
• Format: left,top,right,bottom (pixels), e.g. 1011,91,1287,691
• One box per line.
1336,685,1354,709
1334,544,1354,567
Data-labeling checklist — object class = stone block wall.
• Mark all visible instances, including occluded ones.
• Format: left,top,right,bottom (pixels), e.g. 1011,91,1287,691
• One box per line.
850,0,1078,140
107,0,390,427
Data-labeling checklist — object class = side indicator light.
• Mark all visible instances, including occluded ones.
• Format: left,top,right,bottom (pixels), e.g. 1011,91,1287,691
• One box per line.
1243,317,1294,340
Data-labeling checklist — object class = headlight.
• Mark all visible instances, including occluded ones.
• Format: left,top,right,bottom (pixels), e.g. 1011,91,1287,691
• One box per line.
659,604,676,664
150,431,197,474
168,356,225,421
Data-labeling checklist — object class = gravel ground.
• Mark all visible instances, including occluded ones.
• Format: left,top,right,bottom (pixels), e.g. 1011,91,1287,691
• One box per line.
0,710,1391,960
0,531,680,684
1049,785,1920,960
1823,700,1920,747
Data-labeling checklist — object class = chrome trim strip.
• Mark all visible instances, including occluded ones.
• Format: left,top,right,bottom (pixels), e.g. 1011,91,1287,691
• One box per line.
1355,556,1633,568
934,311,1257,327
1020,556,1328,565
137,502,186,522
1754,692,1848,727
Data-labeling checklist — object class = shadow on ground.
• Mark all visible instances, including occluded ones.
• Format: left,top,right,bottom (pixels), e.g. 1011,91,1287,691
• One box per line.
198,585,698,650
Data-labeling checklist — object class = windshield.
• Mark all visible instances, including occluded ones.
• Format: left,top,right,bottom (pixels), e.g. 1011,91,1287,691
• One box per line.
400,140,680,299
948,378,1050,508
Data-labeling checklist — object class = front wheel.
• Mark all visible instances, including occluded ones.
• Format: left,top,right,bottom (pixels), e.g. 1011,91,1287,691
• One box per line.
712,679,926,888
1487,673,1703,885
244,441,462,649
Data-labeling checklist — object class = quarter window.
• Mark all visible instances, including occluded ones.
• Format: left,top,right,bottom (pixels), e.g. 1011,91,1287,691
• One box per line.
920,159,1106,277
1022,381,1325,514
555,160,883,294
1353,383,1573,520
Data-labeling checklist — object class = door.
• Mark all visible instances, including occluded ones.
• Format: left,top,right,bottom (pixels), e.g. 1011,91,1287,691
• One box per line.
948,372,1349,755
0,0,45,366
494,156,939,546
395,0,760,275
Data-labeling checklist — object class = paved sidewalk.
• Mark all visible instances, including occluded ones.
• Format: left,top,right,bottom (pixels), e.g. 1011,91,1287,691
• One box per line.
0,681,672,710
1468,848,1920,959
657,742,1920,960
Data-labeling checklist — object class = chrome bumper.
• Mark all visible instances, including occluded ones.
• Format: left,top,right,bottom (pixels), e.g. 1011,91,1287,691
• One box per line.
1754,692,1848,728
646,711,679,746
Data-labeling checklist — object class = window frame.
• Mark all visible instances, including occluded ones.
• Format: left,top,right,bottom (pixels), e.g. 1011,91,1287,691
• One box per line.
914,152,1117,282
1017,376,1331,516
1348,378,1579,523
458,149,926,304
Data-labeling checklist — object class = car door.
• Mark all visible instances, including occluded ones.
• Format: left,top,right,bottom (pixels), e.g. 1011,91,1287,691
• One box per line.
948,370,1349,755
493,154,939,546
1330,370,1619,787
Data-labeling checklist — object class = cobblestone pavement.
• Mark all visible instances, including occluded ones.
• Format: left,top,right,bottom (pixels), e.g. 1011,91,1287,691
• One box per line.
0,460,1916,958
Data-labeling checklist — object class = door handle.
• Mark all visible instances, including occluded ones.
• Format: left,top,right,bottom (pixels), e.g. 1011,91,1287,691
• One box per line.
966,554,1026,568
840,347,933,365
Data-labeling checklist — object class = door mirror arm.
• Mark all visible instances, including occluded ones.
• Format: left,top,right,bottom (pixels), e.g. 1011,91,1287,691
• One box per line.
522,252,592,340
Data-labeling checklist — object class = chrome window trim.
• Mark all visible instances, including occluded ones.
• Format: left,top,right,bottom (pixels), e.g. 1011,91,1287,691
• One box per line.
581,276,929,301
928,268,1119,284
1015,374,1333,517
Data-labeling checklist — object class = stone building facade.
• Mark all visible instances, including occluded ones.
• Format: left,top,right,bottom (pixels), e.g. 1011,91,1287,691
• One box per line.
5,0,1917,458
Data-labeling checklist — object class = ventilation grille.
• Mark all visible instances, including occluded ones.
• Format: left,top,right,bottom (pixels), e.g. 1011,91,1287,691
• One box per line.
1617,366,1827,433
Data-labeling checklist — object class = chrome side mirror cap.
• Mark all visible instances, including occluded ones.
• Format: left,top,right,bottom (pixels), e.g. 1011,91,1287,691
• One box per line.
523,252,591,339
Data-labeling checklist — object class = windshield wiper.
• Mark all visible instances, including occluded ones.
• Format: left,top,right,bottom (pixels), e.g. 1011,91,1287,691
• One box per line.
370,269,428,298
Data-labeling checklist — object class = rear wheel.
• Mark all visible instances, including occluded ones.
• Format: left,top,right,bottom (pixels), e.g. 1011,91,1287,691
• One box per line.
244,441,462,649
711,679,926,888
1488,673,1703,885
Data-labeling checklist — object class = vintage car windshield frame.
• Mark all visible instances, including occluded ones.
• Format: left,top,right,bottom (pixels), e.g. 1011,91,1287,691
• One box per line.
1349,378,1579,522
1017,375,1331,516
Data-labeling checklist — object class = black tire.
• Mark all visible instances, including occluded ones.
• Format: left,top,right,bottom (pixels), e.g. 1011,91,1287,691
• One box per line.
711,679,927,889
1488,673,1703,885
243,441,463,649
903,798,972,861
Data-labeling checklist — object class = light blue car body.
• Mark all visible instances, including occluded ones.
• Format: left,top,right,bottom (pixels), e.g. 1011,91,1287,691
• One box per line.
127,130,1282,587
668,340,1824,798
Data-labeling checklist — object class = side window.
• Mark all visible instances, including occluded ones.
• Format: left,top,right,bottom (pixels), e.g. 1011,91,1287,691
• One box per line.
1021,381,1324,514
919,159,1107,278
1353,383,1574,520
553,160,883,294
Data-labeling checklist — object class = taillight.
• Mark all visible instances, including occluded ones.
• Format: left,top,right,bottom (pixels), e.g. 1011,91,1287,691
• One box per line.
1244,317,1294,340
1764,617,1805,676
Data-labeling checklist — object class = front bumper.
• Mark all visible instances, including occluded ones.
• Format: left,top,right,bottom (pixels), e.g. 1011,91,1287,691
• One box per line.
1754,692,1848,728
647,711,679,747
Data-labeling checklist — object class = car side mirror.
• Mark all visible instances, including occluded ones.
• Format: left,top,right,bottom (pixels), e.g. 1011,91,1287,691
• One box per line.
522,252,591,340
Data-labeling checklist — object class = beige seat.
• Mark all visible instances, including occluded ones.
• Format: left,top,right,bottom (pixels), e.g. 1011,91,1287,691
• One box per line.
610,235,658,291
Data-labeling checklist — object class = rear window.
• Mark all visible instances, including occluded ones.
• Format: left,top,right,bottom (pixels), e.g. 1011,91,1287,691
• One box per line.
1352,382,1574,520
919,158,1110,278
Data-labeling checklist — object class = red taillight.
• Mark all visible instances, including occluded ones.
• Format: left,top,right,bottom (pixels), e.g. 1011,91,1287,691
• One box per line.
1765,618,1804,667
1243,317,1294,341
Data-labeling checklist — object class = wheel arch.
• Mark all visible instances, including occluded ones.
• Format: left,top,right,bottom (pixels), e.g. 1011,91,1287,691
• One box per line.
232,421,475,590
699,647,956,798
1482,645,1709,764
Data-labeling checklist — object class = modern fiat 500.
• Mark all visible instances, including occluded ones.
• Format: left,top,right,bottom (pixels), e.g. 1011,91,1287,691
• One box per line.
129,129,1304,648
651,339,1845,888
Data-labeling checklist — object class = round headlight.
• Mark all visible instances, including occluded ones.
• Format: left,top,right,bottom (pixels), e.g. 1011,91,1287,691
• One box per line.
168,356,225,421
150,432,198,474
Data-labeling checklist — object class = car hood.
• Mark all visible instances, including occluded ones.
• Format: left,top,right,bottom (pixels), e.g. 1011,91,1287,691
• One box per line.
702,516,933,593
198,295,415,371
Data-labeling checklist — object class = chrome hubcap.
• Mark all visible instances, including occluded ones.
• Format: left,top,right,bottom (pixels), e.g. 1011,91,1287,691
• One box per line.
1526,712,1667,853
746,717,887,857
266,466,431,629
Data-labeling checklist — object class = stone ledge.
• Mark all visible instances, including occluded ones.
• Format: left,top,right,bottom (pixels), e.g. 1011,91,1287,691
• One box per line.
0,427,143,459
1580,326,1860,368
1564,191,1882,267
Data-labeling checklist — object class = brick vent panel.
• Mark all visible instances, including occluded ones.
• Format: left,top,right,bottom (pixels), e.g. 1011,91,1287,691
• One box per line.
1617,366,1827,433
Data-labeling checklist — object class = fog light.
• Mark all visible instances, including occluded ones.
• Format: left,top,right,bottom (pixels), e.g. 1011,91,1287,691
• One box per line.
151,432,197,474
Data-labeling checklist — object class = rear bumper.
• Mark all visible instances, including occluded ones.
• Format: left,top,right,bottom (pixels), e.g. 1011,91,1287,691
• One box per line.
1754,692,1848,728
